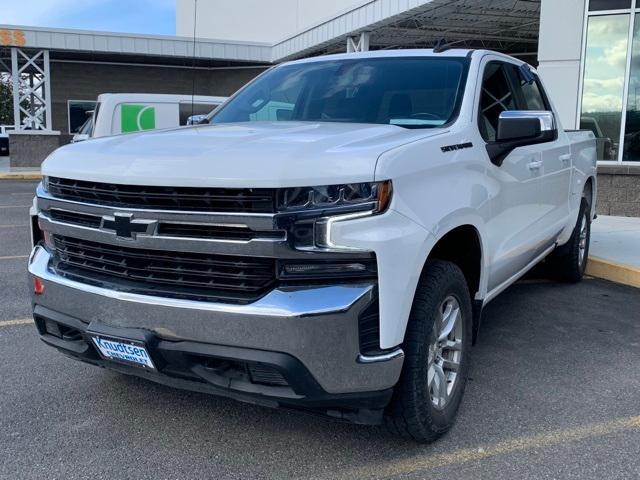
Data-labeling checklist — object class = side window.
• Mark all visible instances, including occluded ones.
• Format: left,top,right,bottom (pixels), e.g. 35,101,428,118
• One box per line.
478,62,517,142
520,79,547,111
508,64,548,111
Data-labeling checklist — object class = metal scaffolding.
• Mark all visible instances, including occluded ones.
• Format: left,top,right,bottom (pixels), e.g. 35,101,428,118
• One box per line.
5,47,52,130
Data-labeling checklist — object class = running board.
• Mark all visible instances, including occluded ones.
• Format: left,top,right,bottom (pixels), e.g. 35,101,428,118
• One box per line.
484,244,556,304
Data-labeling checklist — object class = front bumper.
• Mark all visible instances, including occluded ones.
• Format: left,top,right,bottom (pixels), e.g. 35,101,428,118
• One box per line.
28,246,404,422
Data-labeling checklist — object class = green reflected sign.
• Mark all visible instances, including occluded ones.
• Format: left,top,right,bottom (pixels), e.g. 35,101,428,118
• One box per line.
121,104,156,133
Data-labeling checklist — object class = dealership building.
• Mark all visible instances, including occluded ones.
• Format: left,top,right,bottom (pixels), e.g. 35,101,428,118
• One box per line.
1,0,639,215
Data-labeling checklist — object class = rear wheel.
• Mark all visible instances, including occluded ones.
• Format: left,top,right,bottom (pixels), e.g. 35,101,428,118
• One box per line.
385,260,472,442
548,197,591,283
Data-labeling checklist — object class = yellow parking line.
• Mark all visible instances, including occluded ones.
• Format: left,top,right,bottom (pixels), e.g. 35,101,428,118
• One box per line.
0,205,30,208
0,318,33,327
340,415,640,479
0,224,28,228
0,255,28,261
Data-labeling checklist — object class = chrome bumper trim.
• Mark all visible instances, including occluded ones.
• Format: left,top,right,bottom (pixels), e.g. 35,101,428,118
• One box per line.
357,349,404,364
36,213,292,257
28,245,373,317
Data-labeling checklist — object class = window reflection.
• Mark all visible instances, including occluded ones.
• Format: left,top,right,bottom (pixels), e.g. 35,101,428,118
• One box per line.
580,14,629,161
624,14,640,161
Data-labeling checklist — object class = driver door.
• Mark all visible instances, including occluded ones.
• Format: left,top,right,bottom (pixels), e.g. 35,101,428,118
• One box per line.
478,60,553,293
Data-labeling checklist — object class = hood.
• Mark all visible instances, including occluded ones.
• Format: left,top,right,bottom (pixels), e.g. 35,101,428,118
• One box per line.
43,122,445,188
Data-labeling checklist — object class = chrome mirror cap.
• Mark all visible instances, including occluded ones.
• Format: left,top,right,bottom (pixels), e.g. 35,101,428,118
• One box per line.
499,110,555,132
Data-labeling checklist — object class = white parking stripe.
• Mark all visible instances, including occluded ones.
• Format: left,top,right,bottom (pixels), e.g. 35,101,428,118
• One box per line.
0,255,28,261
0,318,33,328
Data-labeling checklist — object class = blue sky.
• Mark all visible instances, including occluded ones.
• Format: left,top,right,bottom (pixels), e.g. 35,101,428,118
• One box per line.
0,0,176,35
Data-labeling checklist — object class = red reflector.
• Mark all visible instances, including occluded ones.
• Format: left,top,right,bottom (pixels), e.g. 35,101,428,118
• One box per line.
33,277,45,295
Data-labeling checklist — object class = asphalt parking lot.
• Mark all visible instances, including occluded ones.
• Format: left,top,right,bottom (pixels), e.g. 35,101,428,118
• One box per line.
2,180,640,480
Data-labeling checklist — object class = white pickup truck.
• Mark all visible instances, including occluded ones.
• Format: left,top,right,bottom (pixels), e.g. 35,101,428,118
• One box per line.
28,49,596,442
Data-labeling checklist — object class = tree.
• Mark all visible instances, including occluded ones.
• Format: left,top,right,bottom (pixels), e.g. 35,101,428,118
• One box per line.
0,75,14,126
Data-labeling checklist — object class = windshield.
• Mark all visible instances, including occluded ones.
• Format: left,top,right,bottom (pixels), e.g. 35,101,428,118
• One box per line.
210,57,469,129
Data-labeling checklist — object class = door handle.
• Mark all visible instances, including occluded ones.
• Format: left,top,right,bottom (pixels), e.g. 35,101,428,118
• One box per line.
559,153,571,163
527,160,543,170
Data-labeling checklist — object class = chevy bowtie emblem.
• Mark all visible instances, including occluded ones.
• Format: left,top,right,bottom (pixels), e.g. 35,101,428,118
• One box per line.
101,213,155,239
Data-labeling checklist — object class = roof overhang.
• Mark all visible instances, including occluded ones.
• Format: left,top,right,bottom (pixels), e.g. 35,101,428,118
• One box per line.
0,1,540,66
0,24,272,66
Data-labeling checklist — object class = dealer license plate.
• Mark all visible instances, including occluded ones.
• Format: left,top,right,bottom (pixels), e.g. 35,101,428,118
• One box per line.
91,336,156,370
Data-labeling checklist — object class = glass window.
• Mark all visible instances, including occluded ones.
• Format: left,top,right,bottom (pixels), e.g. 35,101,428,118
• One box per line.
77,116,93,136
211,57,469,129
249,100,295,121
589,0,631,11
514,69,548,111
478,62,517,142
68,100,96,134
580,14,630,161
623,13,640,161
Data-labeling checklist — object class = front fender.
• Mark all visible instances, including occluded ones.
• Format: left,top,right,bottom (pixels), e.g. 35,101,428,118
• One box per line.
329,209,434,349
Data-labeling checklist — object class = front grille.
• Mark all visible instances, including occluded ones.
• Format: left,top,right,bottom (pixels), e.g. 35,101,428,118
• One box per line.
248,363,289,386
49,209,102,228
51,236,276,303
47,177,277,213
156,223,284,241
198,357,290,387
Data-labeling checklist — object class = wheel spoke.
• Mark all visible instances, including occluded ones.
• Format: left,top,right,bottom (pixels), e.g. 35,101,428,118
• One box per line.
428,361,435,385
441,358,460,372
433,364,448,407
441,339,462,351
438,302,460,342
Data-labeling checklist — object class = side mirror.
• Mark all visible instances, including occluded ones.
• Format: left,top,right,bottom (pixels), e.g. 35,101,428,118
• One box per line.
186,114,209,125
71,133,89,143
487,111,557,166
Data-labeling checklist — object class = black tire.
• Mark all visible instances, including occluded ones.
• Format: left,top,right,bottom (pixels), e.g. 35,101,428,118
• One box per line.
548,197,591,283
385,260,472,443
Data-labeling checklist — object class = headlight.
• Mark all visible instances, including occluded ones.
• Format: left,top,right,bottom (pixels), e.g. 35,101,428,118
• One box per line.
278,181,392,252
277,181,392,214
41,176,49,193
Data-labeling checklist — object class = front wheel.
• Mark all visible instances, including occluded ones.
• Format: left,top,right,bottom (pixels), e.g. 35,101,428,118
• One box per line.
548,197,591,283
385,260,472,443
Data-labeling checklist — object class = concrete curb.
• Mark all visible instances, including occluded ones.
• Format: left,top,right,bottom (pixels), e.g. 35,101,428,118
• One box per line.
0,172,42,180
586,256,640,289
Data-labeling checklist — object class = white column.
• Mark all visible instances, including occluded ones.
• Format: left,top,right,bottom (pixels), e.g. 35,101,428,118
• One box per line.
11,47,19,129
346,32,370,53
537,0,586,129
43,50,52,130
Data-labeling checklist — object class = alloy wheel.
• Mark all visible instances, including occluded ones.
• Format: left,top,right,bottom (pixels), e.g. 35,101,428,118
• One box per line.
427,295,463,410
578,211,588,268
